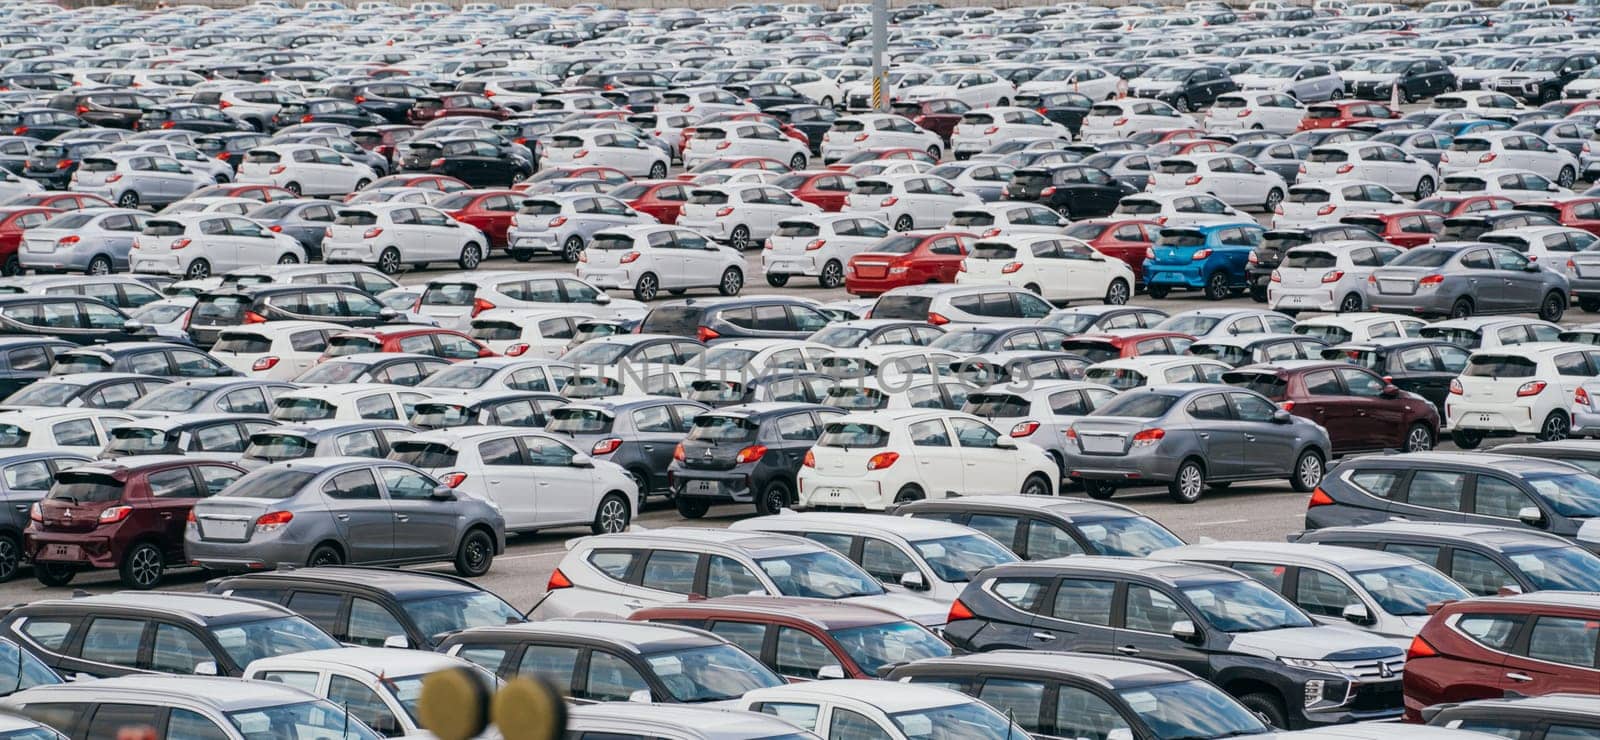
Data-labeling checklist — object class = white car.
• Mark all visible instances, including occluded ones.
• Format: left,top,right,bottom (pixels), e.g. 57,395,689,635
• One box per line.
270,384,433,423
797,409,1059,510
1480,226,1598,272
539,129,672,179
677,183,821,249
1300,142,1442,200
1083,355,1230,390
763,213,891,289
841,174,981,232
241,649,493,736
947,203,1067,238
235,144,377,198
1274,180,1407,228
417,357,575,394
1438,169,1569,203
1448,342,1598,446
415,271,645,327
1293,313,1426,345
1206,91,1307,134
160,197,262,216
655,85,756,117
210,320,346,379
949,107,1071,160
753,66,844,107
1149,153,1290,211
398,426,639,533
1080,98,1199,141
1114,192,1252,227
897,68,1017,110
467,308,590,358
733,680,1024,738
506,192,657,263
957,234,1136,305
1427,90,1525,117
577,224,746,301
103,141,234,183
130,214,306,279
1439,131,1580,188
820,113,944,164
0,409,132,453
1269,240,1404,313
1018,64,1122,101
321,203,490,275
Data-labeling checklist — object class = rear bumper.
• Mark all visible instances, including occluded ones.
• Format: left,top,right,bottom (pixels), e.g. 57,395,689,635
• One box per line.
797,472,886,510
25,531,119,568
1061,449,1176,483
574,266,636,290
669,465,758,503
1269,286,1338,312
843,274,913,296
1364,293,1454,316
183,532,310,571
1143,263,1207,289
762,253,822,277
1445,400,1538,434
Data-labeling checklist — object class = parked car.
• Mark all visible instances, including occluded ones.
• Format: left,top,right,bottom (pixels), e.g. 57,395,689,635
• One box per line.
1293,522,1600,594
1364,243,1568,320
1221,360,1440,454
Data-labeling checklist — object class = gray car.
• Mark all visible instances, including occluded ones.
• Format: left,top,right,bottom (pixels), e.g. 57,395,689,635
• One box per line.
71,151,212,209
246,198,337,259
123,377,299,418
0,449,91,581
185,457,505,576
16,207,149,274
1062,383,1332,503
544,396,707,500
1364,242,1569,320
238,419,415,470
506,192,657,263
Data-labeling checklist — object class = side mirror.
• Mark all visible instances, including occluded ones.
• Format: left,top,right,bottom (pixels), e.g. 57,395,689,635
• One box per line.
1390,196,1405,204
1057,217,1069,226
900,570,929,591
994,435,1017,449
1171,619,1199,643
1524,263,1542,272
1272,409,1292,423
818,664,846,680
594,293,612,304
1342,602,1373,626
378,307,399,320
1380,384,1399,397
194,661,219,676
570,452,594,468
1517,505,1545,527
628,689,652,703
1498,584,1524,597
1549,184,1562,192
1107,730,1135,740
383,634,410,649
121,319,146,332
429,484,456,501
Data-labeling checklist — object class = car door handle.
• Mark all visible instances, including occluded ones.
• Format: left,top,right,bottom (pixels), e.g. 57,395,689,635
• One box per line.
1031,632,1055,641
1198,432,1210,439
159,512,173,519
394,514,409,522
1506,672,1533,682
489,479,503,484
624,600,645,610
1115,645,1141,655
1245,434,1257,441
335,513,350,521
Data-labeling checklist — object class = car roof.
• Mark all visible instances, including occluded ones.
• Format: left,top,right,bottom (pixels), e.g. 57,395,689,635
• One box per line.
22,592,285,623
902,650,1193,689
745,679,979,712
9,675,318,712
988,555,1235,583
214,566,486,599
582,527,819,556
736,511,978,540
248,647,466,677
1157,542,1422,571
638,596,904,629
454,619,719,652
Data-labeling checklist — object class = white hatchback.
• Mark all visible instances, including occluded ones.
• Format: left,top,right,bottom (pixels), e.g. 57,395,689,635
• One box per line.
130,214,306,279
236,144,378,198
841,174,980,232
576,224,746,301
821,114,944,164
1269,240,1404,313
763,213,891,289
676,183,821,249
949,107,1071,160
1080,98,1199,141
1149,153,1290,211
321,203,489,275
957,234,1136,306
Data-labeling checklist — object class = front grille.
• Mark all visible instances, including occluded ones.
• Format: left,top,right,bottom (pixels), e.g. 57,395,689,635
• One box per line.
1328,655,1405,680
1348,680,1403,711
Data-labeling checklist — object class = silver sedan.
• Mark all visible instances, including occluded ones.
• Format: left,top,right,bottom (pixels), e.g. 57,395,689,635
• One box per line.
1363,243,1569,320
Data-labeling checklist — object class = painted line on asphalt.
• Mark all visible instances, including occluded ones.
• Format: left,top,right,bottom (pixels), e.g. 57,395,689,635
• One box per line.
1194,518,1250,526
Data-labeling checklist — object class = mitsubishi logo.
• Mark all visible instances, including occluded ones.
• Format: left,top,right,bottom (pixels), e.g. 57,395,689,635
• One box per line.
1378,663,1393,679
702,448,714,457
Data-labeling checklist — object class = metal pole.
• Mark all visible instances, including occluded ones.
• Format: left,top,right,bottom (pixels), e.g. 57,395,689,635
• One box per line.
871,0,888,112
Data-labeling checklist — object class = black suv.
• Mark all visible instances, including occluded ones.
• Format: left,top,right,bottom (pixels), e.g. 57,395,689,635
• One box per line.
1493,52,1600,105
894,496,1185,558
945,557,1405,729
1247,225,1380,301
1128,64,1238,112
207,566,525,650
636,297,832,342
185,285,398,349
1291,521,1600,595
668,402,843,517
1348,58,1456,103
1005,164,1137,219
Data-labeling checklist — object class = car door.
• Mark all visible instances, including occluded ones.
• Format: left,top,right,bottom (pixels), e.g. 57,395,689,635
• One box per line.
1113,581,1212,676
627,403,685,492
320,467,394,562
1296,367,1362,452
906,418,963,499
1499,614,1600,696
1492,247,1543,310
1231,390,1299,478
949,416,1019,495
672,230,721,289
1028,575,1117,654
378,464,457,561
521,434,597,525
1181,392,1247,479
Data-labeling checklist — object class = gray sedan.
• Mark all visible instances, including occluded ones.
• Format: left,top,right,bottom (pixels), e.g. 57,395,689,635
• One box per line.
1062,383,1331,504
544,396,707,500
16,208,148,275
1363,243,1569,320
185,457,505,576
246,199,337,259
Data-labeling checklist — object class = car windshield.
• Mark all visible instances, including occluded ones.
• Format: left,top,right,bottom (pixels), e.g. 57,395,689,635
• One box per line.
868,234,924,254
1119,680,1269,740
563,342,631,365
1506,546,1600,591
1093,391,1179,418
547,407,613,434
829,621,950,677
227,700,382,740
888,701,1015,740
1525,472,1600,518
644,644,784,702
757,550,884,598
1078,515,1186,556
399,591,523,641
105,427,178,456
811,326,872,348
818,421,888,448
127,386,210,412
1,382,85,407
209,616,340,667
911,534,1018,582
1181,579,1313,632
1352,564,1471,616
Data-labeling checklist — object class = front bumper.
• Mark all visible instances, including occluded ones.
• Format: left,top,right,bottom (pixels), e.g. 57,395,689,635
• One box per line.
797,472,886,510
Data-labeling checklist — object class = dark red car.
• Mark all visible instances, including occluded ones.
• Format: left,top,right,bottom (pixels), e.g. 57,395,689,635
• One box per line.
677,156,787,181
1222,360,1439,455
1414,194,1514,217
322,327,496,361
1404,592,1600,721
187,183,297,203
891,98,969,144
1339,210,1445,248
610,179,692,224
435,188,522,250
1062,217,1160,286
351,124,421,167
7,193,110,211
630,596,950,680
0,206,57,276
1297,101,1399,130
1520,197,1600,237
1061,329,1195,363
773,170,857,212
844,229,976,297
825,147,936,172
407,93,511,124
26,457,246,589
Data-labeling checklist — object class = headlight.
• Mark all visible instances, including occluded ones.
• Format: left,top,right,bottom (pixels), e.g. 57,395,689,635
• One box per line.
1279,657,1338,670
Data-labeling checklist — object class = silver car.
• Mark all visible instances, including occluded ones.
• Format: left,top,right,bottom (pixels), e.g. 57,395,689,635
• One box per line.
1364,243,1569,320
16,208,149,274
237,420,415,470
1062,383,1332,503
506,192,656,263
185,457,505,576
962,380,1120,478
70,151,212,209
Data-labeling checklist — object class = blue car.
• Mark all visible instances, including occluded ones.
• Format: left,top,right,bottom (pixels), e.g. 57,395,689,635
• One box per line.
1142,221,1265,300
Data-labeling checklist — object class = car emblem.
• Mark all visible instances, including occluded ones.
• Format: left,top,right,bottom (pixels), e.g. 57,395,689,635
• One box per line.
703,448,714,457
1378,662,1392,679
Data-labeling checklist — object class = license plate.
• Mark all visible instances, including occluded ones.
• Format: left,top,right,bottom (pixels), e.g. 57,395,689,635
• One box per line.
1477,414,1493,423
201,518,250,540
1081,434,1126,453
39,544,80,561
687,480,719,495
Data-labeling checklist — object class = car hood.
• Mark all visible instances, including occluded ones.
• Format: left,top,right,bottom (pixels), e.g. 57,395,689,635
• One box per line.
1227,626,1401,660
842,589,949,627
1343,71,1399,85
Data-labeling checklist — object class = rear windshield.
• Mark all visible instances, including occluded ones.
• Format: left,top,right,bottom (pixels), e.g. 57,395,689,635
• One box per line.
824,386,887,410
964,393,1029,418
244,433,315,462
273,397,337,421
871,295,932,320
547,407,613,433
1093,391,1179,418
1464,355,1536,378
78,158,116,172
639,307,703,336
1157,160,1197,174
689,190,729,205
324,336,382,357
1306,149,1348,163
1118,199,1162,215
244,150,281,164
520,200,562,216
214,333,271,354
335,210,379,226
1306,107,1340,119
49,472,124,503
1284,251,1337,269
144,220,186,237
832,119,865,132
590,234,634,251
1288,189,1330,204
106,427,179,455
853,181,893,196
1450,138,1491,152
192,296,249,325
1222,371,1288,400
470,321,520,341
687,414,757,442
388,440,458,467
776,221,820,238
818,421,888,448
1158,231,1206,248
949,212,994,228
411,404,472,429
422,283,475,306
971,243,1016,260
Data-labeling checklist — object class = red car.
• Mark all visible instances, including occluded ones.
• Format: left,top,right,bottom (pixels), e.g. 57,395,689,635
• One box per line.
1404,592,1600,722
7,193,111,211
1062,217,1160,286
844,229,976,297
1297,101,1399,130
1145,138,1229,157
516,166,629,192
1415,194,1514,217
611,179,692,224
322,327,495,361
1339,210,1446,248
773,170,857,212
347,173,469,201
1221,360,1439,455
26,457,245,588
188,183,297,203
1127,128,1209,147
0,206,57,276
351,124,421,167
407,93,511,124
826,147,936,172
891,98,969,144
1061,330,1195,362
436,188,522,249
677,157,788,181
1520,197,1600,237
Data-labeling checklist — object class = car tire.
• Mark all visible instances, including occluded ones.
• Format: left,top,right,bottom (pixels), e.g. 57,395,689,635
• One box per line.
1168,459,1206,504
378,247,402,275
453,528,495,577
457,242,482,270
788,153,806,170
675,496,710,519
1559,166,1577,189
632,272,659,301
185,258,211,279
820,259,844,289
821,96,834,109
0,533,19,583
1148,285,1171,299
926,145,941,161
893,485,923,504
1449,297,1473,319
34,562,74,587
1175,95,1191,112
512,250,534,263
354,178,370,191
1250,285,1267,303
730,225,752,250
1538,411,1570,442
1338,292,1362,313
277,253,299,264
648,161,668,179
307,544,343,567
117,191,139,208
756,481,792,516
87,255,113,275
0,255,17,277
1414,177,1434,200
1263,188,1283,212
1451,429,1484,449
1539,291,1566,322
1405,423,1434,452
284,182,302,196
1105,278,1130,305
1203,272,1229,301
1240,692,1288,731
561,235,584,263
767,273,790,287
1083,480,1116,500
893,215,914,231
118,541,164,590
591,493,631,535
1290,448,1323,493
719,267,743,296
1020,474,1052,497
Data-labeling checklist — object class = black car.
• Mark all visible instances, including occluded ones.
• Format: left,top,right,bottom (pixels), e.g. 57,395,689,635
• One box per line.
328,80,433,124
0,592,339,678
101,414,277,459
20,139,108,190
1292,521,1600,595
1005,164,1138,219
186,285,399,349
930,324,1072,355
398,137,530,187
43,91,157,130
134,104,249,134
1306,451,1600,553
206,566,525,650
686,371,836,408
1440,210,1559,241
888,652,1271,740
735,82,809,110
1318,339,1468,414
1424,693,1600,736
1347,58,1456,103
271,97,383,131
50,342,236,378
636,297,832,342
1015,91,1094,138
192,132,270,172
946,557,1405,729
767,105,839,156
0,337,74,399
669,402,843,516
894,496,1185,558
1494,52,1600,105
1129,64,1238,112
0,108,83,141
0,295,137,345
1247,225,1381,301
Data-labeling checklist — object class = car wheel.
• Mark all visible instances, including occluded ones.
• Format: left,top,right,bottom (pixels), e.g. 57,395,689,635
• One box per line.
512,250,534,263
87,255,113,275
591,493,631,534
453,528,495,577
1539,291,1566,322
457,242,482,270
648,161,667,179
1263,188,1283,212
1538,411,1570,442
558,235,584,263
1559,166,1577,189
1338,292,1362,313
893,485,923,504
1291,449,1324,493
756,480,792,516
354,178,370,191
1415,177,1435,200
185,258,211,279
1168,459,1206,504
0,533,19,583
1240,692,1288,731
118,541,164,590
893,215,914,231
997,97,1010,107
788,153,806,170
1405,423,1434,452
277,253,299,264
1083,480,1116,500
1451,429,1484,449
1330,88,1344,100
718,267,743,296
729,225,752,250
1104,278,1130,305
307,544,343,567
0,255,17,277
1250,285,1267,303
378,247,402,275
675,496,710,519
1449,297,1473,319
1203,271,1229,301
33,562,74,587
116,191,139,208
820,259,844,288
1148,285,1171,299
926,145,941,161
1024,282,1042,295
1175,95,1191,112
284,182,301,196
1020,474,1051,497
821,96,834,109
633,272,659,301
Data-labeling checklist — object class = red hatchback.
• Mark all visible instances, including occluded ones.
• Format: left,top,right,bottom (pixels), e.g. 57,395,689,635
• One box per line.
1062,217,1160,286
8,193,111,211
1298,102,1399,130
1520,197,1600,237
26,457,245,589
0,206,57,276
1221,360,1440,455
321,327,495,362
611,179,692,224
436,188,522,250
844,229,976,297
1339,210,1445,248
1404,592,1600,721
773,170,857,212
1415,194,1515,218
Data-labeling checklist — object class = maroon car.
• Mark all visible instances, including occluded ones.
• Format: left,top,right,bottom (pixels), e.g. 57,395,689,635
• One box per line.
26,457,245,589
1405,592,1600,722
629,596,951,680
0,206,57,276
407,93,510,124
1221,360,1440,455
891,98,969,145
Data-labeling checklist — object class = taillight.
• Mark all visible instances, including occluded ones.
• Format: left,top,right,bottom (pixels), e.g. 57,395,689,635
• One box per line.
1308,487,1335,508
255,510,294,531
575,148,591,158
715,206,734,217
98,505,133,524
1418,274,1444,287
803,450,816,467
161,121,176,130
980,229,1001,238
928,312,950,325
715,141,730,150
363,227,384,239
1270,271,1282,283
549,216,567,227
673,443,686,462
697,326,720,342
1335,164,1353,174
1112,117,1128,126
1579,387,1592,406
1001,262,1023,274
1279,400,1296,411
1321,270,1344,283
1185,175,1203,186
947,599,976,622
1192,249,1212,260
592,438,623,455
27,503,40,523
269,165,286,174
1316,205,1336,216
1145,247,1155,259
983,125,999,135
866,452,899,470
805,239,826,251
243,311,269,324
55,159,71,170
471,297,495,317
736,445,767,463
430,158,446,168
853,133,869,142
268,225,283,232
620,251,640,264
1517,380,1547,397
75,105,88,115
57,236,79,247
1449,378,1464,395
252,356,280,371
1247,250,1259,264
171,238,191,250
105,173,122,183
440,472,468,488
1480,152,1497,164
1040,186,1057,197
880,197,898,207
1131,428,1165,447
1010,421,1040,437
547,568,574,590
1406,635,1438,660
1237,108,1252,118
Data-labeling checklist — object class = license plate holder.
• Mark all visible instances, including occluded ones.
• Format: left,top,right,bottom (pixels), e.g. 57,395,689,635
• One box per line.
687,480,720,496
39,544,80,561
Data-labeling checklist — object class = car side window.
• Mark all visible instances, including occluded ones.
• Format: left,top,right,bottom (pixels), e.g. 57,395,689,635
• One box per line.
379,467,434,500
52,419,99,447
1027,522,1084,559
582,651,650,703
148,467,202,498
631,405,676,433
641,550,698,595
1051,579,1114,625
323,468,381,500
1451,550,1519,596
1186,394,1231,420
1402,471,1464,511
1472,476,1534,519
1123,585,1186,633
1525,617,1598,668
829,708,891,740
977,679,1046,735
705,555,763,598
992,577,1048,612
517,645,580,695
949,418,1000,448
329,675,404,737
775,627,841,679
79,618,145,667
587,549,637,581
1295,569,1359,617
752,702,820,732
1456,613,1522,650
